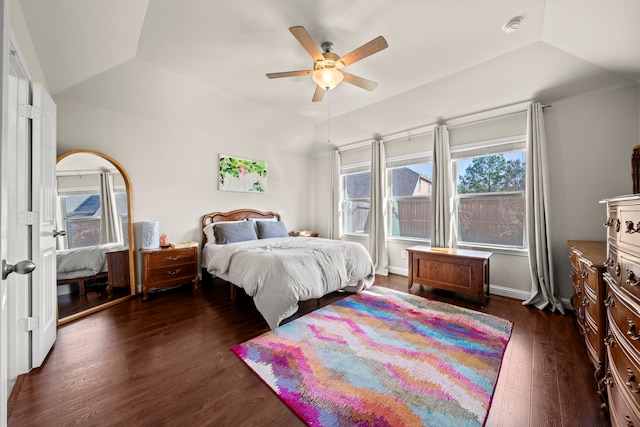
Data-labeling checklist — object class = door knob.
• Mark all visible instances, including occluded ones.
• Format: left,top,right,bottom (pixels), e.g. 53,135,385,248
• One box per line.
53,229,66,237
2,259,36,280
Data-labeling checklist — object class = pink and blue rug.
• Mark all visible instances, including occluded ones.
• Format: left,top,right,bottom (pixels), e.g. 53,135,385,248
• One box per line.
232,286,512,426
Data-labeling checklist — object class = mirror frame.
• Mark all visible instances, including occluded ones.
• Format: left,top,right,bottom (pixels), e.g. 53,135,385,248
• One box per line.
56,149,137,325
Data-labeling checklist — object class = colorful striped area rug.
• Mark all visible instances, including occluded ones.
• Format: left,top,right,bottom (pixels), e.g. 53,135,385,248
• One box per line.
232,286,512,426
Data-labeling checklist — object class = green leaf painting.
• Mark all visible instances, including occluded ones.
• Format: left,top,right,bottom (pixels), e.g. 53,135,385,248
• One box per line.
219,155,268,193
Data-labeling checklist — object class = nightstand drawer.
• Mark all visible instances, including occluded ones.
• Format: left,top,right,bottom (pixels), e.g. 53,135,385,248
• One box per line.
147,249,196,268
148,263,196,284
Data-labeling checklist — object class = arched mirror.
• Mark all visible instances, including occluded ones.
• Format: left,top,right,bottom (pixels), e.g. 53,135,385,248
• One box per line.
55,150,136,324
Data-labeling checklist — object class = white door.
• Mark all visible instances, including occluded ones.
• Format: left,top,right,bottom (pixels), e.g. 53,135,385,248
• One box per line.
0,0,9,421
30,84,57,368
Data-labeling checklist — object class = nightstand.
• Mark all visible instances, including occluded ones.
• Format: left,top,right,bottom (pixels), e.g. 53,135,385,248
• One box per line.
289,230,319,237
140,246,199,300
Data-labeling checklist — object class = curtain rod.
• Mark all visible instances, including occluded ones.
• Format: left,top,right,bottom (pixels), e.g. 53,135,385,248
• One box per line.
336,101,551,152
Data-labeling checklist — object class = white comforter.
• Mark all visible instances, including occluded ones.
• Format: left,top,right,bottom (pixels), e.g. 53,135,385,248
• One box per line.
57,242,124,279
204,237,375,329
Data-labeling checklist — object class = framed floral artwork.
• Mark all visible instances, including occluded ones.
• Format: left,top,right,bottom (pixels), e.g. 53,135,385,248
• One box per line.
219,155,267,193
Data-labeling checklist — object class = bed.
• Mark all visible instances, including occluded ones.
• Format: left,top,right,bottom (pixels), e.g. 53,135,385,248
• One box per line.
201,209,375,329
56,242,126,296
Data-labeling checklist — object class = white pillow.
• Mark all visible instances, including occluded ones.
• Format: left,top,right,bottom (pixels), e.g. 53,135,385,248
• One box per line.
203,219,246,244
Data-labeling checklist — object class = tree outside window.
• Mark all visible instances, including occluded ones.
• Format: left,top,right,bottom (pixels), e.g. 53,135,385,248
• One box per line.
456,153,526,247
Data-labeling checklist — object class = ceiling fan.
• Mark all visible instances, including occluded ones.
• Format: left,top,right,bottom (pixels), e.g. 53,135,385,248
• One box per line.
266,26,388,102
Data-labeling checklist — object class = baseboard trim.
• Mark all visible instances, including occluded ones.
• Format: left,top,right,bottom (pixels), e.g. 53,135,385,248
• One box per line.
386,268,568,306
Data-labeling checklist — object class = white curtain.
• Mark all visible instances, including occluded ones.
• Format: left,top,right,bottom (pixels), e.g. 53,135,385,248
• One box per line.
99,171,123,244
431,124,456,248
523,102,564,313
370,140,389,275
328,149,341,240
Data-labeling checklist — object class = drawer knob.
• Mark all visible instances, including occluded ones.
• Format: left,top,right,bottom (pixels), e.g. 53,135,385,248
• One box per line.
604,292,615,307
604,369,614,387
166,269,182,275
582,297,589,307
167,256,181,261
625,415,634,427
616,218,621,232
581,271,588,279
627,367,640,393
616,263,622,277
626,220,640,234
604,331,615,347
627,270,640,287
628,318,640,341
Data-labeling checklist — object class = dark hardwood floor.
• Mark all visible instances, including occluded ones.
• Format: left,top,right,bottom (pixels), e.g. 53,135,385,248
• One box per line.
8,274,610,426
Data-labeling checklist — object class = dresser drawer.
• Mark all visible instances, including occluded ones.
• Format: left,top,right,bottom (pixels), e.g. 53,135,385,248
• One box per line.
147,248,196,268
606,326,640,425
148,263,196,284
608,281,640,356
618,205,640,252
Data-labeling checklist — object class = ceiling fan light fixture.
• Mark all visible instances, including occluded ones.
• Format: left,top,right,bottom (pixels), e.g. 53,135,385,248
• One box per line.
312,68,344,90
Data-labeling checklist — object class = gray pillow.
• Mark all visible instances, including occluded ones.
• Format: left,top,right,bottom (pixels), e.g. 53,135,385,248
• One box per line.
214,220,258,244
256,221,289,239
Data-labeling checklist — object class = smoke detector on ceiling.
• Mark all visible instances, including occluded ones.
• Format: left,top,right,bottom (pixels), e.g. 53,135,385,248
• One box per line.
503,17,522,33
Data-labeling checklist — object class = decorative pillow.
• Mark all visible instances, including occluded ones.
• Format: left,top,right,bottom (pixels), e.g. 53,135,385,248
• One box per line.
203,219,246,244
256,220,289,239
213,220,258,244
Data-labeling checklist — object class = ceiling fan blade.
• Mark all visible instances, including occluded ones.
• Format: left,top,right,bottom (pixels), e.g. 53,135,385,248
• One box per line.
266,70,313,79
312,85,326,102
341,72,379,91
289,26,324,62
339,36,388,67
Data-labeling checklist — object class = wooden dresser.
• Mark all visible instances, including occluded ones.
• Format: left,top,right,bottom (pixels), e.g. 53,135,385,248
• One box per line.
567,240,607,397
140,246,199,300
603,195,640,425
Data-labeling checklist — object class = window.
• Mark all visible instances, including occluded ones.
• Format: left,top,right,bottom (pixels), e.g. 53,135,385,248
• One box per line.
342,170,370,235
454,149,526,248
388,162,432,239
59,191,101,248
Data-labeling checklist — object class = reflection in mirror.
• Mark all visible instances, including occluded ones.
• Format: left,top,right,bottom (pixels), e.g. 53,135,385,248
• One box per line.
56,150,136,324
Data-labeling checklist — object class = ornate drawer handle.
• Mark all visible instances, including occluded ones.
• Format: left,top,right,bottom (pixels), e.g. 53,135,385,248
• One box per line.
604,218,613,228
167,256,181,261
626,220,640,234
604,258,614,267
627,367,640,393
627,270,640,287
166,269,182,275
582,297,589,307
628,318,640,341
625,415,634,427
581,271,588,279
604,292,615,307
616,263,622,277
604,331,615,347
616,218,621,232
603,369,614,387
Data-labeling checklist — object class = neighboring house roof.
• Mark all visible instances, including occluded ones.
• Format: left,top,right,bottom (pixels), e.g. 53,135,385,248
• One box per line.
347,168,431,199
70,194,100,217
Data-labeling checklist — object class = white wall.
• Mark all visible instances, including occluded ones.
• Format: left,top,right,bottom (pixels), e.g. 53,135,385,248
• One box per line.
546,83,639,300
56,98,316,243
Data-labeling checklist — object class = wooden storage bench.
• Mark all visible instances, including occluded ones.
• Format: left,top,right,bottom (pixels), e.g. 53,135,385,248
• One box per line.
407,245,492,305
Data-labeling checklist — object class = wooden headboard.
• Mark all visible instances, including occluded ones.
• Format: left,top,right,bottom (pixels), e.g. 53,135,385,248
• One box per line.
201,209,281,247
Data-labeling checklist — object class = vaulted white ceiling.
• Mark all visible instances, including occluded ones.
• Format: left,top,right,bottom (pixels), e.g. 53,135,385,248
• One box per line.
17,0,640,124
